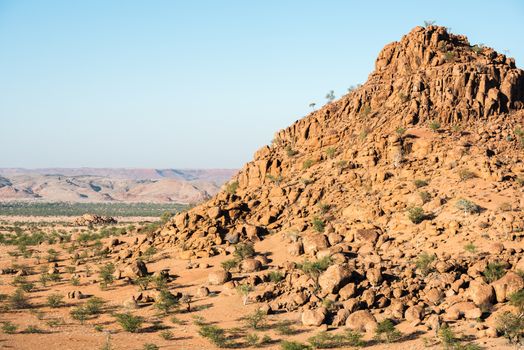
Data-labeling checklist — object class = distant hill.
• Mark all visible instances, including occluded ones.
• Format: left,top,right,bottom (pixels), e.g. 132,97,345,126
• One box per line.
0,168,237,203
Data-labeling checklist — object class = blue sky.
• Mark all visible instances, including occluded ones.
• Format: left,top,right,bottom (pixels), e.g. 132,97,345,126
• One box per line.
1,0,523,169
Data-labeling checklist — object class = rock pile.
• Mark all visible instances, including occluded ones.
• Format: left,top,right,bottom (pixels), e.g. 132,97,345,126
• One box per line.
74,214,117,226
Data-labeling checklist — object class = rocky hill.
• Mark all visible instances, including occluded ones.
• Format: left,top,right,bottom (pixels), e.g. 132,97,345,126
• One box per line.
0,168,236,203
117,26,524,342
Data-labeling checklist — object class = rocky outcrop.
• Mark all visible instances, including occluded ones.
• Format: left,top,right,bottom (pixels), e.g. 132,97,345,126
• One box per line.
74,214,117,226
114,26,524,341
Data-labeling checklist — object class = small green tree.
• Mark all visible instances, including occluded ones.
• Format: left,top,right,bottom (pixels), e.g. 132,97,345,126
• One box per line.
233,242,255,260
456,199,480,215
483,262,505,283
9,288,30,309
312,217,325,233
225,181,239,195
407,206,426,224
114,312,144,333
325,90,335,103
374,319,402,343
243,309,266,329
221,259,239,272
98,263,115,289
198,324,229,348
46,293,64,308
1,321,18,334
237,284,253,306
415,252,436,276
154,289,179,315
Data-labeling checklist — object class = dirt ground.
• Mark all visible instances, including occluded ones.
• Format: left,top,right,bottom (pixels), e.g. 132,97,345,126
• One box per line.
0,220,515,350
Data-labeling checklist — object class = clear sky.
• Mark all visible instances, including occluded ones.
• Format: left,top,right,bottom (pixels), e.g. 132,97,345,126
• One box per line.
1,0,523,169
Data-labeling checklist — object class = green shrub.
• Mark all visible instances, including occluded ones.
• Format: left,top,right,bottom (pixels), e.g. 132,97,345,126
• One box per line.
9,288,30,309
266,174,283,185
407,206,426,224
286,145,298,157
280,341,311,350
471,44,484,54
142,246,157,261
515,127,524,147
439,323,457,349
154,290,179,315
464,243,477,253
483,262,506,283
312,217,325,233
243,309,266,330
198,324,229,348
276,320,296,335
245,333,259,346
414,179,428,188
510,290,524,313
46,293,64,308
221,258,239,272
318,203,331,214
24,325,43,334
134,276,153,291
396,126,406,136
114,312,144,333
234,242,255,260
153,275,168,290
428,120,441,131
497,311,524,344
226,181,239,195
98,263,115,289
307,331,345,348
237,284,253,305
160,330,173,340
455,199,480,215
298,257,332,285
70,306,88,324
85,296,105,315
344,329,365,347
444,51,456,62
303,159,314,169
143,344,159,350
415,252,435,276
268,271,284,283
374,319,402,343
46,248,59,262
459,169,476,181
360,105,371,117
1,321,18,334
326,147,336,158
419,191,431,204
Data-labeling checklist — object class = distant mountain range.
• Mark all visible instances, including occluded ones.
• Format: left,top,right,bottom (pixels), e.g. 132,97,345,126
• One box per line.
0,168,237,203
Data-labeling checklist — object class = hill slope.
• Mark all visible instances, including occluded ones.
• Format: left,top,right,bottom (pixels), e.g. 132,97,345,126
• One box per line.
120,26,524,345
0,168,236,203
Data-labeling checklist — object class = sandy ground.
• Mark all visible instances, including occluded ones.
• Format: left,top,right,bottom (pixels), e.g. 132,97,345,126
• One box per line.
0,220,515,350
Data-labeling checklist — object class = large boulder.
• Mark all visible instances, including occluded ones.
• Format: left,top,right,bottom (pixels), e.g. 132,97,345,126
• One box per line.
491,272,524,302
405,305,424,322
345,310,377,333
445,302,482,320
241,258,262,273
466,280,495,307
318,264,352,294
302,234,330,255
301,307,327,326
208,270,231,285
123,260,148,278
